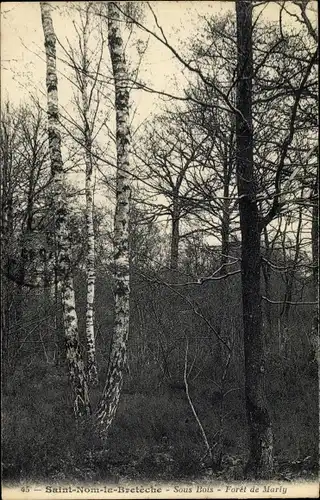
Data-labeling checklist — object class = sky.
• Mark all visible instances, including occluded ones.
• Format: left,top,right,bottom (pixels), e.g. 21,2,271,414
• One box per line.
1,1,318,241
2,1,317,115
2,2,234,110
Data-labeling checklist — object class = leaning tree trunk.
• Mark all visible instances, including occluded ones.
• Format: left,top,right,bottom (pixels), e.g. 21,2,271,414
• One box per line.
235,0,273,479
96,1,131,437
40,2,90,418
81,13,98,386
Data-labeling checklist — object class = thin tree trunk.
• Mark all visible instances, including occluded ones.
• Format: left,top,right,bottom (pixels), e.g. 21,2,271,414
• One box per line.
40,2,90,418
235,0,273,479
281,204,303,322
81,11,98,386
311,165,319,362
262,226,272,332
1,159,12,376
96,1,131,437
1,113,18,379
184,338,212,462
19,171,35,286
220,155,230,268
220,127,234,269
170,196,180,272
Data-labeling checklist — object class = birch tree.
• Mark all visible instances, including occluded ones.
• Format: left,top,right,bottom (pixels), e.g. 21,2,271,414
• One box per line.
96,1,131,437
64,3,101,386
75,3,100,386
40,1,90,418
57,2,110,385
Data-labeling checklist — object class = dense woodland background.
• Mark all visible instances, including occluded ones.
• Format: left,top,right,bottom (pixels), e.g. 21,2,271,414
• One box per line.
1,0,319,484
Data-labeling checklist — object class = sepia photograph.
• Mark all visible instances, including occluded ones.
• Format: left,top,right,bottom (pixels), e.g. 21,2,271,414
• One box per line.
1,1,319,498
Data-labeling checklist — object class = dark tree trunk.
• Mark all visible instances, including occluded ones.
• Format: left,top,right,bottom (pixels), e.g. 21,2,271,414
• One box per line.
220,157,231,268
1,144,14,378
311,165,319,289
262,227,272,332
311,165,319,362
235,0,273,479
281,205,303,321
220,127,234,269
170,197,180,272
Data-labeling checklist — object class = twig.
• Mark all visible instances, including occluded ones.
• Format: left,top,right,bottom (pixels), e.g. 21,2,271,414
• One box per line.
262,296,317,305
138,270,231,351
184,337,212,462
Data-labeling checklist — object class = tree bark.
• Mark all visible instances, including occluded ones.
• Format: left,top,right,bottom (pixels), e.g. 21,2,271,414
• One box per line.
281,204,303,322
81,10,98,386
96,1,131,437
310,164,319,362
235,0,273,479
220,153,231,267
170,195,180,272
0,136,13,378
40,1,90,419
261,226,272,332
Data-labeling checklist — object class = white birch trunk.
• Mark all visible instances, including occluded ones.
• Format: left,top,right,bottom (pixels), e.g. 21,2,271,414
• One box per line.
96,1,131,437
40,2,91,418
81,13,98,386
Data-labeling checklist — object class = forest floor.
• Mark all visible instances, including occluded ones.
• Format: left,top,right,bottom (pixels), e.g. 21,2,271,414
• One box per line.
2,362,318,485
3,442,318,485
83,453,318,485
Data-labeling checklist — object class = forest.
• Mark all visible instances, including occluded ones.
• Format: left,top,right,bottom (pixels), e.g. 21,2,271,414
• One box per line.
1,0,319,487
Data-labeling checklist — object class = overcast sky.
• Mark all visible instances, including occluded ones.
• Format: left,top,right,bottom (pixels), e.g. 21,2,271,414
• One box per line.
1,1,317,237
2,1,317,118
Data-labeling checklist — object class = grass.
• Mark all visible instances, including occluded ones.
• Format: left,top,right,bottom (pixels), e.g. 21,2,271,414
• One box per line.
2,347,318,484
2,277,318,483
